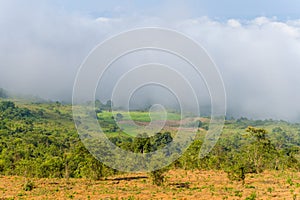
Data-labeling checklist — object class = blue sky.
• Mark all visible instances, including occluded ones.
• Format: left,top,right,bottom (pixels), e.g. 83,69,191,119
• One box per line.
51,0,300,20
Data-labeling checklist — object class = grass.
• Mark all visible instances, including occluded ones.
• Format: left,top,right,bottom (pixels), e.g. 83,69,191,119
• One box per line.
99,110,181,122
97,110,183,136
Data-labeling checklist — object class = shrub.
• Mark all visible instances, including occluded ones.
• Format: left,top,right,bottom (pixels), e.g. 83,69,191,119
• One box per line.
23,180,34,191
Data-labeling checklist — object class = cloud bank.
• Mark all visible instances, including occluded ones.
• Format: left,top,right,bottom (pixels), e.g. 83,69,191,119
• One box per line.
1,2,300,121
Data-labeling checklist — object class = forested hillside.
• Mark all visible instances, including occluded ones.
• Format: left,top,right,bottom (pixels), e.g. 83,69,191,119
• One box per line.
0,98,299,186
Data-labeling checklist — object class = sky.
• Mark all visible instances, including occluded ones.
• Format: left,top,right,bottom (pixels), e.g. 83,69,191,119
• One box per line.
50,0,300,20
1,0,300,121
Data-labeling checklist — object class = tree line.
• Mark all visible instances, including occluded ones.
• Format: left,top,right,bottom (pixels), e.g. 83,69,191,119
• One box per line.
0,100,299,185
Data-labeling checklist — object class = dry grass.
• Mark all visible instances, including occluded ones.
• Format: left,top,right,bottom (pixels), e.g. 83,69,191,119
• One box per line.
0,170,299,200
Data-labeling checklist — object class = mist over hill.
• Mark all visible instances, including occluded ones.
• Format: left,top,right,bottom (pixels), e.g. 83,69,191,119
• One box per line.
1,1,300,121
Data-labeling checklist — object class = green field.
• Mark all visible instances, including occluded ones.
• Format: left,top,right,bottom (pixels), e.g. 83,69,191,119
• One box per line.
98,110,181,122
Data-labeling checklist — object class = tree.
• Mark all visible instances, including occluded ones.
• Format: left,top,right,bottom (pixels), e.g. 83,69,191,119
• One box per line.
227,127,278,183
0,101,15,111
106,100,113,112
0,88,8,98
151,132,172,151
245,126,276,173
116,113,123,121
197,120,203,128
150,167,168,186
132,133,151,154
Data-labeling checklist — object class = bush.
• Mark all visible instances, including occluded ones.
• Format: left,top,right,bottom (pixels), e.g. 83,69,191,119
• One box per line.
245,192,256,200
150,168,168,186
23,180,34,191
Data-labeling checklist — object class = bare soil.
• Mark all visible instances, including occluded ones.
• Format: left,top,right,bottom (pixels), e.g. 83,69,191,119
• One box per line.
0,170,299,200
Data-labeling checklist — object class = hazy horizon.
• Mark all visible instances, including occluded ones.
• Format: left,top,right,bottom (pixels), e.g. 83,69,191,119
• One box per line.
1,1,300,121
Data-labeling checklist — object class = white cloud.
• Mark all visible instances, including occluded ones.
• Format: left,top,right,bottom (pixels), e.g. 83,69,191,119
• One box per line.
252,16,271,26
177,17,300,121
0,2,300,121
227,19,241,28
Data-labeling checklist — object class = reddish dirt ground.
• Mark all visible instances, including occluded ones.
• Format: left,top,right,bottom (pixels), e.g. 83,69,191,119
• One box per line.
0,170,299,200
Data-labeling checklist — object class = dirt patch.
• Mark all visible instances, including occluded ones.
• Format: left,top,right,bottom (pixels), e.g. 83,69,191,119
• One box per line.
0,170,299,199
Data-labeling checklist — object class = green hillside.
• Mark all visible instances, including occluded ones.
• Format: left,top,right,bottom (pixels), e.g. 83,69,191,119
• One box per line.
0,98,299,184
